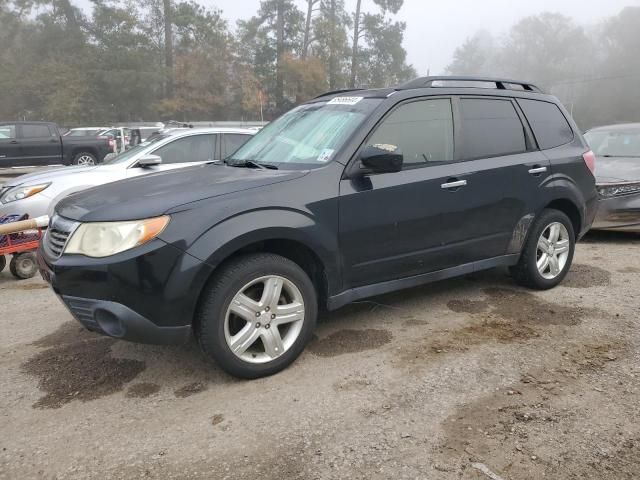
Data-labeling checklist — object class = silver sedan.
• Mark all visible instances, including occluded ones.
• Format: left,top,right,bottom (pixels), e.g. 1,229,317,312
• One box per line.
0,128,254,219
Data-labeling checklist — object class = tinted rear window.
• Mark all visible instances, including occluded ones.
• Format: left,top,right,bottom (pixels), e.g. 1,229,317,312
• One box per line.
458,98,527,160
22,124,53,138
518,99,574,150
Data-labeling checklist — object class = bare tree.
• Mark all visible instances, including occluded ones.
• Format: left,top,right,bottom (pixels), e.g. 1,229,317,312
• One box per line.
163,0,174,98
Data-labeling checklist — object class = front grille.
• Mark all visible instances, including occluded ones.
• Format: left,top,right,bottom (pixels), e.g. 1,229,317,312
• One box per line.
44,214,78,258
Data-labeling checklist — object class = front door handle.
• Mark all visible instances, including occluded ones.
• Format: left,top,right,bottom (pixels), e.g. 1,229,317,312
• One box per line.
528,166,548,175
441,179,467,189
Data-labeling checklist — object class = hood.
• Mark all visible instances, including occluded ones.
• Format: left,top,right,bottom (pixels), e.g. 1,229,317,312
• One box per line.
1,165,100,188
56,164,308,222
595,156,640,184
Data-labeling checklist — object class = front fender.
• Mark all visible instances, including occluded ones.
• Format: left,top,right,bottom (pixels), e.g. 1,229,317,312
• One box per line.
163,207,341,295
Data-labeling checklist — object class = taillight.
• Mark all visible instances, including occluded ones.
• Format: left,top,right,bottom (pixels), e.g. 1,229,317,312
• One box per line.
583,150,596,176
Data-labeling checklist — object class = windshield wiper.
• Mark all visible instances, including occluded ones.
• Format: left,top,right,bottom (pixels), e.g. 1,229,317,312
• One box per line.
225,159,279,170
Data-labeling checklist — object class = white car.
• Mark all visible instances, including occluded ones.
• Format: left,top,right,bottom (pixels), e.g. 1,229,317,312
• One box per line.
0,128,254,219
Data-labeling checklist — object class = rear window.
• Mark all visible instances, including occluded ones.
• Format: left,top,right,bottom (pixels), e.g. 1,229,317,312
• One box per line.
458,98,527,160
518,99,574,150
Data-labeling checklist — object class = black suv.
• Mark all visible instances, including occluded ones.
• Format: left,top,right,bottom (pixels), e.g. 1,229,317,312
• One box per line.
38,76,598,378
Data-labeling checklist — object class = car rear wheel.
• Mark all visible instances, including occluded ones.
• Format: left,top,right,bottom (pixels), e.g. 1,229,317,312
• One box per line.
511,209,575,290
10,252,38,280
196,253,318,379
72,152,97,166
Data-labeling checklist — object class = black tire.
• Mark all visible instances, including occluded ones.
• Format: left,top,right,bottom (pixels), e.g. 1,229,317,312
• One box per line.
0,255,6,273
10,252,38,280
510,209,575,290
72,152,97,166
196,253,318,379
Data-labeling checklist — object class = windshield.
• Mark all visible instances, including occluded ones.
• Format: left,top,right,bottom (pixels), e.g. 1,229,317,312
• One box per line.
585,129,640,158
104,134,170,164
229,98,381,167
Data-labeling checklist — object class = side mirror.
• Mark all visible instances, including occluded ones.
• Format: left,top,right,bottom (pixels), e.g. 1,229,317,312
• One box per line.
359,144,403,174
137,154,162,167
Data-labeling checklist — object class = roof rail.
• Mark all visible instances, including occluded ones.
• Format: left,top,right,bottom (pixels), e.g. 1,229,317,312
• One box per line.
314,88,365,99
397,76,543,93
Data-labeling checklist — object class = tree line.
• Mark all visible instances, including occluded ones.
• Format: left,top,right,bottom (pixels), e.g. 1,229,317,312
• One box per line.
446,7,640,130
0,0,415,125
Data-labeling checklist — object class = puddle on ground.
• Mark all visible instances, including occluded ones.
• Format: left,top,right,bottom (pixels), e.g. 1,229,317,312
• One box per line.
174,381,207,398
126,382,161,398
23,336,146,409
31,321,97,348
563,264,611,288
447,299,489,314
307,329,392,357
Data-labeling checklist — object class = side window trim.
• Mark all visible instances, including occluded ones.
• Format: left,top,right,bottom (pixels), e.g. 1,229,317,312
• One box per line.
510,98,539,151
347,95,456,175
454,95,531,162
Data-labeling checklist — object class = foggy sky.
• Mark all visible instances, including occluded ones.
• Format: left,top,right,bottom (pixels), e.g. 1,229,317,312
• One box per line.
213,0,640,75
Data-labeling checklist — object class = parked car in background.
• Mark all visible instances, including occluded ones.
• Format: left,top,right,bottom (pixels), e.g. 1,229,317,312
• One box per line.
585,123,640,232
38,76,597,379
0,127,254,218
63,127,110,137
0,121,111,168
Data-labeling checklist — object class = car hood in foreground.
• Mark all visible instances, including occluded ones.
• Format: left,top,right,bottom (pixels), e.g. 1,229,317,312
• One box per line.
595,157,640,184
56,164,308,222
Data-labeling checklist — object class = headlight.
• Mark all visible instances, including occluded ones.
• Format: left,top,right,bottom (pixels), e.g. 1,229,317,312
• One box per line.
64,216,170,257
597,183,640,198
0,183,50,204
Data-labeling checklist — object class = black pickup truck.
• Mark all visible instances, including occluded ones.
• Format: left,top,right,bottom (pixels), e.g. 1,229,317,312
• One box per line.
0,121,112,168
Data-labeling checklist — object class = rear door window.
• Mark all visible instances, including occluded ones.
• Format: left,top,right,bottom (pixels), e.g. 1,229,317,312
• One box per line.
518,99,574,150
458,98,527,160
22,124,53,138
151,134,215,164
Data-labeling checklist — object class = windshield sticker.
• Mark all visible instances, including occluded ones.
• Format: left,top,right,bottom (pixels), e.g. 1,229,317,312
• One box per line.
317,149,335,163
327,96,364,106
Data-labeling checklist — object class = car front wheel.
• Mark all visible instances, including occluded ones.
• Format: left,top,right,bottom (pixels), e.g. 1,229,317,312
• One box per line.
196,253,318,379
72,152,97,166
511,208,575,289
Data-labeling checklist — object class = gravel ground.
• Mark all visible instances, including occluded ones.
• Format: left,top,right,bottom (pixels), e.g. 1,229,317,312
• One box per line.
1,231,639,479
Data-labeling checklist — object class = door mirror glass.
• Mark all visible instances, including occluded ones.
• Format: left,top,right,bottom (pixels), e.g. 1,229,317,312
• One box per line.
137,154,162,167
359,144,403,174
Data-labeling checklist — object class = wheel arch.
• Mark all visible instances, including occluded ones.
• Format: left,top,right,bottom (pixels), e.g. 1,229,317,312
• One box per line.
545,198,582,239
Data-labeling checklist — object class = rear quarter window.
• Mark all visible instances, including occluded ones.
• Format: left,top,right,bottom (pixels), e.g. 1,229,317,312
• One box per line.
518,99,574,150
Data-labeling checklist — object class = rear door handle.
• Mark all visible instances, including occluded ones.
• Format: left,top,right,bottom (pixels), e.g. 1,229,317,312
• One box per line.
528,166,547,175
441,179,467,189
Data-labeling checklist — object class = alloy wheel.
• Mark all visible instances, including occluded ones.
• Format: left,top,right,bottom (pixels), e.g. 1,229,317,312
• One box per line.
224,275,305,364
536,222,571,280
76,155,95,166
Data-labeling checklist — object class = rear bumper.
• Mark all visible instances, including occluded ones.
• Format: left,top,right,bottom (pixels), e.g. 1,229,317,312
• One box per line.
592,194,640,232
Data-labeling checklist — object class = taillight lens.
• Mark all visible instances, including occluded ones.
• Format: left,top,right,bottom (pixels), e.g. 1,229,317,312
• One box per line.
583,150,596,176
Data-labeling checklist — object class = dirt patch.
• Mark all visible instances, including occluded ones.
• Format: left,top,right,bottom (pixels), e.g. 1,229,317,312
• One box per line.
22,337,146,409
563,264,611,288
31,321,98,348
483,288,596,326
1,283,48,291
618,266,640,274
447,299,490,314
174,382,207,398
403,318,429,327
308,329,392,357
126,383,161,399
437,339,628,478
211,414,224,426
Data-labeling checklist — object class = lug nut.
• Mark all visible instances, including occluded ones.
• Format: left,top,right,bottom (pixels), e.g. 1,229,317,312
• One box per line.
271,314,276,319
255,312,261,317
255,322,261,328
265,324,271,329
265,306,270,312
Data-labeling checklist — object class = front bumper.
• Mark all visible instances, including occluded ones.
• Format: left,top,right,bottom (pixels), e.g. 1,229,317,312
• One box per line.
37,238,213,345
592,193,640,232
